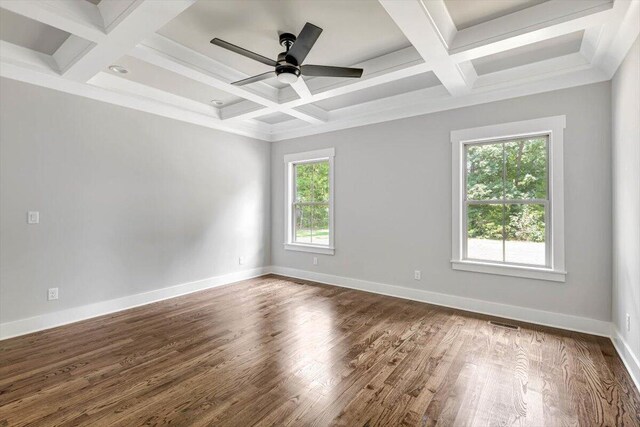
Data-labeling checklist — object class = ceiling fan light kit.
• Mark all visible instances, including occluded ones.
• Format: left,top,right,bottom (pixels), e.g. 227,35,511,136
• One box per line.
210,22,363,87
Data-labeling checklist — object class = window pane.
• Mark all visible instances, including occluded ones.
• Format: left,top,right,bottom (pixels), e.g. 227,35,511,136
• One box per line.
505,204,546,265
505,137,547,200
311,204,329,245
312,161,330,203
466,143,503,200
294,204,312,243
466,204,504,262
295,163,314,202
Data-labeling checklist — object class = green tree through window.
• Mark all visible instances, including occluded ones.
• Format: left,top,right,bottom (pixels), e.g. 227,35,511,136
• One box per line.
294,161,330,245
465,136,548,265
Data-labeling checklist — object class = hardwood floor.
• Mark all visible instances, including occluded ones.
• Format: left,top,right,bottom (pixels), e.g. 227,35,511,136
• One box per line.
1,275,638,426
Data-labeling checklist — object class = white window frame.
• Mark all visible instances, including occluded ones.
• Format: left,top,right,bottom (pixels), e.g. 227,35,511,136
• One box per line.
451,116,566,282
284,148,335,255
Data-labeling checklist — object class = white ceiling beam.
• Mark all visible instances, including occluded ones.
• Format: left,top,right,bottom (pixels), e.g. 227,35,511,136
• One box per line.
52,35,94,73
580,26,603,63
0,58,272,141
130,41,323,124
449,0,614,62
583,0,639,78
295,104,329,123
2,0,631,143
280,46,426,102
0,40,59,74
379,0,475,96
88,71,222,120
225,49,431,122
61,0,196,82
0,0,105,43
220,101,267,121
130,44,278,105
289,78,313,101
140,34,279,100
306,62,431,103
473,53,591,90
272,65,608,142
88,72,275,136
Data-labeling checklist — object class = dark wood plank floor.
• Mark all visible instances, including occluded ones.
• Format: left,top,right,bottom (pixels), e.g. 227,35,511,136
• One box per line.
1,275,638,426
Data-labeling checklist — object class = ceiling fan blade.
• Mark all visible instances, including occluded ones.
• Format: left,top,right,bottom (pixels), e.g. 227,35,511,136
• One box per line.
231,71,275,86
285,22,323,65
211,38,277,67
301,65,363,78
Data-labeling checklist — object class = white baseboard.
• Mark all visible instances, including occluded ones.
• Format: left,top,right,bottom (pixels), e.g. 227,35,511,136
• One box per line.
270,266,612,337
0,267,271,340
1,265,636,393
611,328,640,392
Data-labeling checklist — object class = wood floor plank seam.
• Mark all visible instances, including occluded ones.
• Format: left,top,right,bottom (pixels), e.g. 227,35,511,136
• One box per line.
0,275,638,426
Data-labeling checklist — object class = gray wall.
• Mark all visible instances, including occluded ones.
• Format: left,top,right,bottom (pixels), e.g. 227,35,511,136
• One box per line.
272,82,612,322
0,78,271,323
612,38,639,356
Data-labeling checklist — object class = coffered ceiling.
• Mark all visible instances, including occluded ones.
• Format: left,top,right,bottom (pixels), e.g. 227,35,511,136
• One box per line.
0,0,638,141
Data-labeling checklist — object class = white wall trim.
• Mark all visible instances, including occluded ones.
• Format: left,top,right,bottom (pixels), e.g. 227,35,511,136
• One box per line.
0,267,271,340
451,260,566,282
269,266,611,337
284,243,335,255
2,266,636,391
611,327,640,392
450,115,566,281
283,148,335,254
2,266,611,341
1,0,637,141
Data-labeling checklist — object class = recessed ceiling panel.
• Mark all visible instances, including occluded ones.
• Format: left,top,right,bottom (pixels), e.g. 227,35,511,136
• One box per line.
108,56,244,107
444,0,548,30
0,9,70,55
158,0,411,87
312,71,440,111
255,112,297,125
472,31,584,75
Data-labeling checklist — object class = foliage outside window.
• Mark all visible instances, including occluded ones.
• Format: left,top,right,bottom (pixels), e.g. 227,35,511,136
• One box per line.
451,116,566,282
293,161,330,245
465,136,549,266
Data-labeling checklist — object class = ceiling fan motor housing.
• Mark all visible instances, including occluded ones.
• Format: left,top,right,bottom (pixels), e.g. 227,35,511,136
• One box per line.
275,64,300,83
276,49,301,83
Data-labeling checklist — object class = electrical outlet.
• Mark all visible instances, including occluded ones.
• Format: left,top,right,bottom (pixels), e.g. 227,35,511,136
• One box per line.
414,270,421,280
27,211,39,224
313,257,318,265
627,313,631,332
47,288,58,301
238,256,245,265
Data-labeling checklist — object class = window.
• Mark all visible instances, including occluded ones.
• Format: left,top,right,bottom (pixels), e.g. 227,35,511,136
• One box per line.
451,116,566,282
284,148,334,255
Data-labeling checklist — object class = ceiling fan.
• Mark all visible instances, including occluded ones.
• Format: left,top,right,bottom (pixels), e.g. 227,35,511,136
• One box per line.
210,23,363,86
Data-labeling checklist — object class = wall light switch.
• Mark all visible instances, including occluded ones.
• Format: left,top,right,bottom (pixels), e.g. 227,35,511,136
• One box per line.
414,270,421,280
48,288,58,301
238,256,245,265
313,257,318,265
27,211,39,224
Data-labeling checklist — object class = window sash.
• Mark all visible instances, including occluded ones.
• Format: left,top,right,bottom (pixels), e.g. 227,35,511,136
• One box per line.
292,202,329,245
462,201,550,267
462,136,551,267
290,159,331,247
293,160,329,203
464,135,549,202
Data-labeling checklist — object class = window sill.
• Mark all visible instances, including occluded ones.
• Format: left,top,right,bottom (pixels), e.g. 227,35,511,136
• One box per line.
285,243,335,255
451,260,566,282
